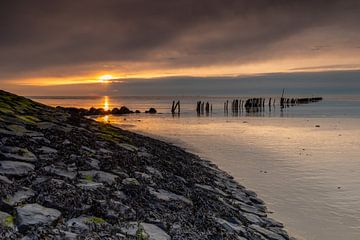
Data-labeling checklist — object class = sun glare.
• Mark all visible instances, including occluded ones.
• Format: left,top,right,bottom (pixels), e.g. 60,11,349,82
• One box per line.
99,75,113,83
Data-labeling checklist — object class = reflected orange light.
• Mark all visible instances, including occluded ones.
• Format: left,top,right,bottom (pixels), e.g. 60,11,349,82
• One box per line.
103,115,110,123
103,96,110,111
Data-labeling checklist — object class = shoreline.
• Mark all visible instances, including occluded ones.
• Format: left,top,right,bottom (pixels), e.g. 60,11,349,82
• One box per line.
0,90,290,239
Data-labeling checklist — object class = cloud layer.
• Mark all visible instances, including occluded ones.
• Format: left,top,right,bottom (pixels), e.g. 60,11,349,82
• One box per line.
1,0,360,81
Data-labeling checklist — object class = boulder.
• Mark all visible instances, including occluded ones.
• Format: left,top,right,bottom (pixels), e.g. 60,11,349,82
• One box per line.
16,204,61,231
79,170,118,184
121,222,171,240
0,161,35,176
3,188,35,206
148,187,193,205
0,146,37,162
145,108,157,114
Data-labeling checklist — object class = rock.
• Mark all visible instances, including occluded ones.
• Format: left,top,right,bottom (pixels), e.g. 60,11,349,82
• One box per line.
0,161,35,176
0,146,37,162
214,217,245,235
122,178,140,186
232,200,267,217
3,188,35,206
79,170,118,184
0,211,14,228
118,143,138,152
44,165,77,180
135,171,152,182
121,222,170,240
39,146,58,154
87,158,100,170
249,224,286,240
146,166,163,179
66,216,90,233
66,216,106,234
145,108,157,114
76,181,104,190
59,230,78,240
138,151,153,158
195,184,228,197
16,204,61,231
148,187,193,205
0,175,13,184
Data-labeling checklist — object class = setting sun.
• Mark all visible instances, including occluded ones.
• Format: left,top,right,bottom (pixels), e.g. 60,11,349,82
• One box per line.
98,75,113,83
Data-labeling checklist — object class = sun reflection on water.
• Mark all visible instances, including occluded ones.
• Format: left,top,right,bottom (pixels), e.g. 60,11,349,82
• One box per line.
103,96,110,111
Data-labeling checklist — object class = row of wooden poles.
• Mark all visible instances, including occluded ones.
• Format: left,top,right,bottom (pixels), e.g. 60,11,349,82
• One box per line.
196,101,213,114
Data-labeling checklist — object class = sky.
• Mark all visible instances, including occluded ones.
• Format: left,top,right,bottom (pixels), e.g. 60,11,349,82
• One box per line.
1,0,360,95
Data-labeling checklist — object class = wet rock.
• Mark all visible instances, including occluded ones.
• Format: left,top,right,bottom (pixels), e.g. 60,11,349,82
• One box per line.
148,187,193,205
0,161,35,176
121,222,170,240
2,188,35,206
16,204,61,231
0,175,13,184
145,108,157,114
44,165,77,180
237,203,266,217
0,146,37,162
39,146,58,154
146,166,163,179
118,143,138,152
249,224,286,240
66,216,106,234
122,178,140,186
76,181,104,190
214,217,245,235
79,170,118,184
0,211,14,228
195,183,228,197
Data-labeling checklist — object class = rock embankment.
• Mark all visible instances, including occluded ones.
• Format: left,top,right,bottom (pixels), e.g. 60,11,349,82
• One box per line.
0,90,291,239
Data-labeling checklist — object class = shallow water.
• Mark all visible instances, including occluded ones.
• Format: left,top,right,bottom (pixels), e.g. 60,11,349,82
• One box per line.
33,95,360,240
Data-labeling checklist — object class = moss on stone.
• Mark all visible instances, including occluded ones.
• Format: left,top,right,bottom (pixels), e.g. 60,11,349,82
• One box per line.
85,216,106,224
4,215,14,228
84,175,93,181
136,223,149,240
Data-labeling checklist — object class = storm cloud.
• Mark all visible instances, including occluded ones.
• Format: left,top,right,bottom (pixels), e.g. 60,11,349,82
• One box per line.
1,0,360,80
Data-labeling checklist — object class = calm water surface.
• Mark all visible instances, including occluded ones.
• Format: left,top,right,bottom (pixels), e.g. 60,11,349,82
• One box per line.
33,95,360,240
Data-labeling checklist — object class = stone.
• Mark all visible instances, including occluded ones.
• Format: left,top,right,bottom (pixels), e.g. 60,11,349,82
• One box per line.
3,188,35,206
232,200,267,217
66,216,90,233
87,158,100,170
146,166,163,179
138,151,153,158
0,211,14,228
16,204,61,231
0,175,13,184
44,165,77,180
0,161,35,176
39,146,58,154
214,217,245,235
79,170,118,184
121,222,170,240
76,181,104,190
148,187,193,205
249,224,286,240
118,143,138,152
195,184,228,196
0,146,37,162
122,178,140,186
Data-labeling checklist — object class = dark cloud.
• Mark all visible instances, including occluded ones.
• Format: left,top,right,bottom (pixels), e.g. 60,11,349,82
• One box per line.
1,0,360,79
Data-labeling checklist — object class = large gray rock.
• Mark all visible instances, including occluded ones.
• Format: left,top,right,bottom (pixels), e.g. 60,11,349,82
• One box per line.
148,187,193,205
249,224,286,240
0,146,37,162
66,216,106,234
16,204,61,231
214,217,246,235
121,222,171,240
79,170,118,184
44,165,77,180
0,161,35,176
3,188,35,206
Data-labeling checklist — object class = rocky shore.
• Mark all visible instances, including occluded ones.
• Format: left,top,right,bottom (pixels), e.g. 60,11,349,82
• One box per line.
0,90,291,240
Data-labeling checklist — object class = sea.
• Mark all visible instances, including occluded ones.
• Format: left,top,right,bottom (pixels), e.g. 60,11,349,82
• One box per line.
31,94,360,240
